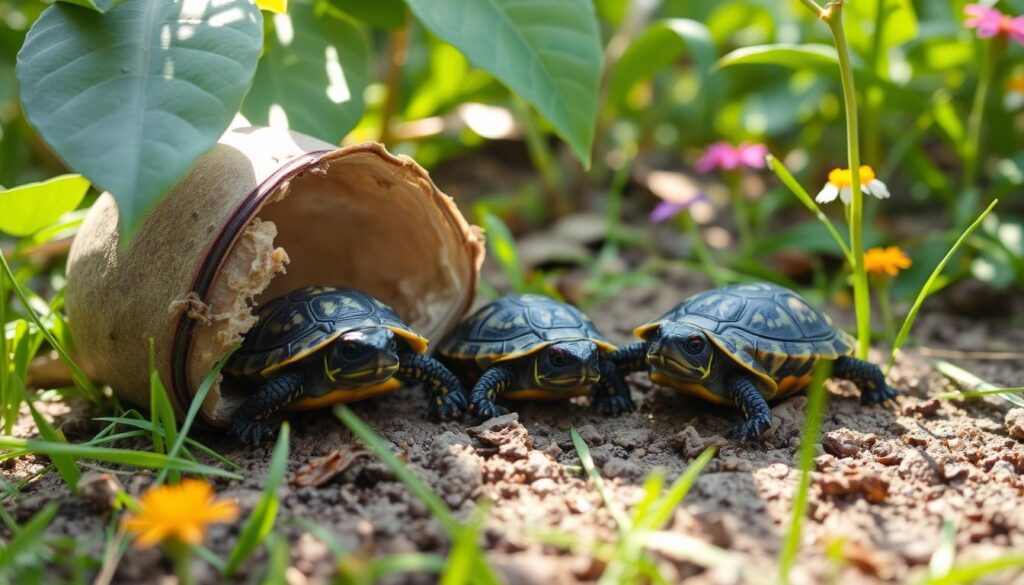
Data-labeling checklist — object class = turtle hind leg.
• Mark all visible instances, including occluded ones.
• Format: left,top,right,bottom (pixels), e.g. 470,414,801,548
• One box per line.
833,356,896,405
396,353,468,420
470,365,512,420
724,376,773,441
230,370,305,444
593,359,635,417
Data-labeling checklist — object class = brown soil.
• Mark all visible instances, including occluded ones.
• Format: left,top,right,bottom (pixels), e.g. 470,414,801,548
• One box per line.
5,267,1024,585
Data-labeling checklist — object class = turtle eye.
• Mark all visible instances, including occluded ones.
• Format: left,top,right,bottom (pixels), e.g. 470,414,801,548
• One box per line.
549,348,568,367
340,341,361,359
684,335,705,354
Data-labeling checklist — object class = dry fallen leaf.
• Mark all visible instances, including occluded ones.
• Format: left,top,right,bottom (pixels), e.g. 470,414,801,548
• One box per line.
292,449,370,488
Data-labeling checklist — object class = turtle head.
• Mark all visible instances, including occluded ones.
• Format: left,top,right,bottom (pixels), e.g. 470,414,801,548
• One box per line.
324,328,400,387
647,323,716,382
532,340,601,390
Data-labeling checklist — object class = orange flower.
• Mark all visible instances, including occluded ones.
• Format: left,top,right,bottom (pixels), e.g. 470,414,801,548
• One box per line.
864,246,912,277
122,480,238,548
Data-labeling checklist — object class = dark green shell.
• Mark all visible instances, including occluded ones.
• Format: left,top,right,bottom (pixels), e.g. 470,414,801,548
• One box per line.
228,286,426,379
636,283,854,391
438,294,615,371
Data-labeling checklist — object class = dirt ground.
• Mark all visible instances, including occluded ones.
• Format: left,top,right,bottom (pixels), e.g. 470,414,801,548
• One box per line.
6,265,1024,585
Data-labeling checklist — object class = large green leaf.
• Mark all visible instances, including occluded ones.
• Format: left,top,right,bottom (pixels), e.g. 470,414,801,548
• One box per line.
243,1,369,143
607,19,715,109
717,44,923,111
56,0,128,13
16,0,263,239
404,0,603,166
0,174,89,237
328,0,406,29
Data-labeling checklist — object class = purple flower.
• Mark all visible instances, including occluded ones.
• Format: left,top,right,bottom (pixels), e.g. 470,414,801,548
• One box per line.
695,142,768,174
649,195,707,223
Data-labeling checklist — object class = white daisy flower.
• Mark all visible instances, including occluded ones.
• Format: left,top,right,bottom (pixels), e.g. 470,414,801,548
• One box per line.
816,165,890,205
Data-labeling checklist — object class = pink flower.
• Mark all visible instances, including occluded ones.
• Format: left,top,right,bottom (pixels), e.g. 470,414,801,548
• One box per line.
964,4,1024,43
696,142,768,174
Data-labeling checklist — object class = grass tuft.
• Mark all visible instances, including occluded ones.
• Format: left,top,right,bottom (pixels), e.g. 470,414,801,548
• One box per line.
225,422,290,576
777,361,832,585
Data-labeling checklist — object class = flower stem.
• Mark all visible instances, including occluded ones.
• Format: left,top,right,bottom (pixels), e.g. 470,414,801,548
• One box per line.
726,171,755,255
169,543,195,585
677,212,727,287
378,20,410,146
960,37,1002,225
826,2,871,360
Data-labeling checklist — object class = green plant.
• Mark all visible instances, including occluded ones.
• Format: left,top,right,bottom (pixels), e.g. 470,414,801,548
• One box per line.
335,405,500,584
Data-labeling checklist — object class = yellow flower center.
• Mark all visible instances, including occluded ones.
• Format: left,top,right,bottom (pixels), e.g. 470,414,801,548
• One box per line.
1007,76,1024,93
864,246,912,277
827,165,876,188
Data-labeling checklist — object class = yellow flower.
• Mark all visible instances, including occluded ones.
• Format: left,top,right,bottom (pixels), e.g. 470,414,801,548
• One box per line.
816,165,890,204
122,480,239,548
864,246,912,277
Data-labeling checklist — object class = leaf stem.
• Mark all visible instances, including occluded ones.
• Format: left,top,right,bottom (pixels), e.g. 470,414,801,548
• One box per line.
378,21,410,145
797,0,826,18
826,3,872,360
726,171,754,255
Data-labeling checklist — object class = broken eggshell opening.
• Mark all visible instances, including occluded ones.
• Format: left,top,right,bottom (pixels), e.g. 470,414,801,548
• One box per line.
65,126,485,427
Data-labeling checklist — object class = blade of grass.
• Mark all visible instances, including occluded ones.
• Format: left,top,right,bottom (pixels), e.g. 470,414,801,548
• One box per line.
148,340,178,482
440,505,489,585
335,405,456,532
886,200,998,374
777,361,832,585
0,250,100,404
922,556,1024,585
0,268,12,434
334,405,500,585
0,502,58,568
0,437,240,478
480,212,528,294
932,360,1024,408
928,517,957,579
638,531,739,576
767,154,853,264
25,395,82,491
94,417,238,469
571,426,631,532
262,533,290,585
371,553,447,580
155,348,236,484
641,446,716,531
225,423,290,576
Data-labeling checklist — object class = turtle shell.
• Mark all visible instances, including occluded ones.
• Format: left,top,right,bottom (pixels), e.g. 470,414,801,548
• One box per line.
228,286,428,379
438,294,615,373
635,282,854,396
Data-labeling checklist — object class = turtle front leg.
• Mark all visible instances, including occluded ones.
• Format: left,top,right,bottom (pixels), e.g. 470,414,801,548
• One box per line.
724,375,773,441
833,356,897,405
470,365,512,420
396,353,468,420
591,342,646,416
593,359,635,417
230,370,306,444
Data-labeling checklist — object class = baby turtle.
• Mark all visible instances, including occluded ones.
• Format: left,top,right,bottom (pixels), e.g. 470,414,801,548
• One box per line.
437,294,634,419
227,286,466,443
602,282,896,440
